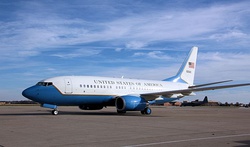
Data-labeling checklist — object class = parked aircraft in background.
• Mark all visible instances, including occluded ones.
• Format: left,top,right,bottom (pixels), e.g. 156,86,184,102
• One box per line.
22,47,250,115
181,96,209,106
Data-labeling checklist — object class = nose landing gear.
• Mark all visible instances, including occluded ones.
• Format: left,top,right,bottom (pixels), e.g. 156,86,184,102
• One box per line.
52,109,59,115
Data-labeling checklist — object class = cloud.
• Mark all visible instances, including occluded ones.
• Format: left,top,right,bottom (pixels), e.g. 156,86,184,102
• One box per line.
196,52,250,82
1,1,249,58
18,50,40,57
125,41,147,49
133,51,172,60
115,48,123,52
209,30,248,41
51,49,101,59
105,2,250,48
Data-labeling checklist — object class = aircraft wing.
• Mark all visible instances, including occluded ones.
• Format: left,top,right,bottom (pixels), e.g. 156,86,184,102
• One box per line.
141,83,250,100
188,80,233,88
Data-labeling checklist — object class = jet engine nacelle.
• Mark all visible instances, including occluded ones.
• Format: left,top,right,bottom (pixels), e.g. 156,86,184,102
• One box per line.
115,96,147,111
79,105,103,110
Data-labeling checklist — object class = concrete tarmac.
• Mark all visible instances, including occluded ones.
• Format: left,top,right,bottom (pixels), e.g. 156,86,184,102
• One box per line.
0,106,250,147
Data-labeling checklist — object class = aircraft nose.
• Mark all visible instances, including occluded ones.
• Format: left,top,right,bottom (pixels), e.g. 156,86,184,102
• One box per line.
22,86,38,100
22,88,29,98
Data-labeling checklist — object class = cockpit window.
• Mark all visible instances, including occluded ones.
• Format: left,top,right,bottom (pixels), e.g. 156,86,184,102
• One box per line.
37,82,53,86
47,82,53,86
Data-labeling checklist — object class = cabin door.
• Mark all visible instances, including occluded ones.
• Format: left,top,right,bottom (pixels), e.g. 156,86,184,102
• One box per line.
64,78,73,94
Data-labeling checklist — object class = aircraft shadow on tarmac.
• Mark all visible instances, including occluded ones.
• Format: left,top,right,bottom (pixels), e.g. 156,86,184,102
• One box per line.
0,110,52,116
235,140,250,147
0,110,161,117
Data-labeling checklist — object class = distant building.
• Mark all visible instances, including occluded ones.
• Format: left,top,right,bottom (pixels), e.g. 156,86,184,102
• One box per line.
0,102,6,105
0,100,37,105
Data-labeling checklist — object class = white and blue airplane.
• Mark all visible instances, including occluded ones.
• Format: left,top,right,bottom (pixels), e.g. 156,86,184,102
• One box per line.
22,47,250,115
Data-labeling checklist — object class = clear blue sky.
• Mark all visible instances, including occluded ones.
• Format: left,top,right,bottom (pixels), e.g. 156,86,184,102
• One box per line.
1,0,250,103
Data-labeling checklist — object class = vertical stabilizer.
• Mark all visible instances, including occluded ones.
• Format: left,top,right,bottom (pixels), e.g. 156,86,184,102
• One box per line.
203,96,208,103
164,47,198,86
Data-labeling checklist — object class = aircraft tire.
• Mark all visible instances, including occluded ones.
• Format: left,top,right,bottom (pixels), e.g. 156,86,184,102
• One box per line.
52,110,58,115
144,107,151,115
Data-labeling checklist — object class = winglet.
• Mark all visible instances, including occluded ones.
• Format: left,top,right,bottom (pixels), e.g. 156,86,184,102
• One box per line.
164,46,198,86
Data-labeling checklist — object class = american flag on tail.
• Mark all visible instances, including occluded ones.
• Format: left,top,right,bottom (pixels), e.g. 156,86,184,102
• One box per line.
189,62,194,68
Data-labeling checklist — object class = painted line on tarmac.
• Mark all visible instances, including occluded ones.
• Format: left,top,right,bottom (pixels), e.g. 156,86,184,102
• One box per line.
123,133,250,147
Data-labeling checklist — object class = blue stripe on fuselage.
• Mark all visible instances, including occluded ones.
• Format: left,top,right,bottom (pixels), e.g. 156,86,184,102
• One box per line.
22,85,114,106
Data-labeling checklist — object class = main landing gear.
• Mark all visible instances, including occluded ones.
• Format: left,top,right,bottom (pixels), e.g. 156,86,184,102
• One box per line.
141,107,152,115
52,109,59,115
116,107,152,115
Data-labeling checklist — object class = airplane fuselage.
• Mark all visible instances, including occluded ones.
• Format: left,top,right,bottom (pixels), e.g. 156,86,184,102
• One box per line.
23,76,188,106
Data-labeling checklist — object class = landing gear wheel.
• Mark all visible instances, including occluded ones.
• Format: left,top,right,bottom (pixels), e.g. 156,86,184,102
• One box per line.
52,110,59,115
145,107,151,115
141,107,151,115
